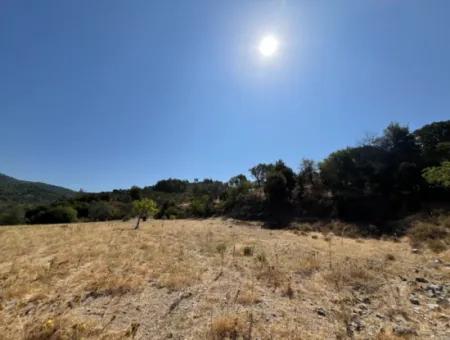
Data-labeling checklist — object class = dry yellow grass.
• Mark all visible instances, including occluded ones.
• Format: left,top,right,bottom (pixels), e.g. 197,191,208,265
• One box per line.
0,219,449,339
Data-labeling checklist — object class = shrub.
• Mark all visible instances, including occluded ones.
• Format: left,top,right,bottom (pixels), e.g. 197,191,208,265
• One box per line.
155,200,185,219
88,201,116,221
26,206,77,224
408,222,448,243
408,220,449,252
428,239,447,253
210,314,246,340
228,191,265,220
190,195,214,217
0,205,25,225
243,246,254,256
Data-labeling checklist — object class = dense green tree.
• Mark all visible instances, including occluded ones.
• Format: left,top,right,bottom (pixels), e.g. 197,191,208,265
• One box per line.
273,160,296,192
264,171,292,226
249,163,274,187
296,159,318,199
320,146,389,197
153,179,188,193
415,120,450,165
129,186,142,200
223,174,252,212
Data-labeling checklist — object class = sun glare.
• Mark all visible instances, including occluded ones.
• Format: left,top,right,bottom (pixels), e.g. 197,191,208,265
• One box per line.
258,35,279,57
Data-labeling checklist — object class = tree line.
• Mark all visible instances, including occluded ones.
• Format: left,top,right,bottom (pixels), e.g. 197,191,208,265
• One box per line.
1,120,449,233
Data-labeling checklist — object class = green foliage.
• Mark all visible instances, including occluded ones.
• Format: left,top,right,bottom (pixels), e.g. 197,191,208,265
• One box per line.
227,191,265,220
223,174,252,213
129,186,142,200
273,160,296,192
0,205,25,225
320,123,425,221
423,162,450,188
153,179,188,193
249,163,274,187
133,198,158,218
88,201,116,221
190,195,214,217
155,200,185,219
191,179,226,198
295,159,332,217
414,120,450,165
320,146,389,197
264,168,294,226
26,206,77,224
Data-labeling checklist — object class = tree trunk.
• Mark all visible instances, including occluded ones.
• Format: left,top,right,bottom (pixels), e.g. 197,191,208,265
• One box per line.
134,214,141,230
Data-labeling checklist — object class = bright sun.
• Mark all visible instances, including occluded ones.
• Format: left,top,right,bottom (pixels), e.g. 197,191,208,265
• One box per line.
258,35,279,57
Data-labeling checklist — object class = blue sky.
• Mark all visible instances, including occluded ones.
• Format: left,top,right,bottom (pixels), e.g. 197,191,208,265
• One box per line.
1,1,449,191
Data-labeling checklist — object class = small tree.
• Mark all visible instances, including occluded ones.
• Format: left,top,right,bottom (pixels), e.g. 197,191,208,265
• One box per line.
132,198,158,229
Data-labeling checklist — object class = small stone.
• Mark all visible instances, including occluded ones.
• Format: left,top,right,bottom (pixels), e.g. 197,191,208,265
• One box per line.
411,248,420,254
350,319,364,332
416,277,428,283
425,284,443,297
315,307,326,317
393,325,417,336
427,303,439,311
409,296,420,305
427,284,443,291
358,303,368,310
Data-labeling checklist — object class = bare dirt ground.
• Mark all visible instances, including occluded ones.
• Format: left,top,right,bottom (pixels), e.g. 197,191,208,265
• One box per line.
0,219,449,339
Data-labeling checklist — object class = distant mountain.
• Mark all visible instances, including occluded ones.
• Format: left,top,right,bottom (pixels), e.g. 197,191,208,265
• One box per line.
0,173,76,208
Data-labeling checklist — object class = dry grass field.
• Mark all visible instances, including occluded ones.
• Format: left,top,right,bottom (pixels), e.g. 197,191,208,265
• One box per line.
1,218,449,339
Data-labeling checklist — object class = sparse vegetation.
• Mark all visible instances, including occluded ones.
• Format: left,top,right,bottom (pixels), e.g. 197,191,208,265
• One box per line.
408,218,450,252
0,218,449,339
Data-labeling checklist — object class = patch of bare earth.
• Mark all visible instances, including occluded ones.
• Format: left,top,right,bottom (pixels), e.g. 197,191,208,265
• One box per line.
0,219,449,339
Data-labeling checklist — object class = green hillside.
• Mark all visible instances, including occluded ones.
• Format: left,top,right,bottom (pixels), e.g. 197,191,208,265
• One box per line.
0,173,76,208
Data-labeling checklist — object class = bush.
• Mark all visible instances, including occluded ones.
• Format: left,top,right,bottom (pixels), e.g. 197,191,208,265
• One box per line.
155,200,185,219
408,220,449,252
88,201,116,221
408,222,448,243
0,205,25,225
228,191,265,220
26,206,77,224
190,195,214,217
264,172,293,226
